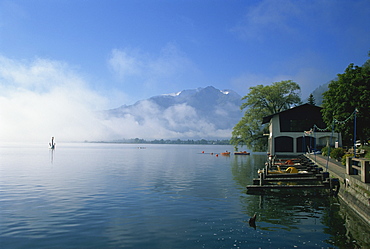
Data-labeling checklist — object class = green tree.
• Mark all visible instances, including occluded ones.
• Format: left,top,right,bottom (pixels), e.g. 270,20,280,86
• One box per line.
322,58,370,145
307,93,316,105
231,80,301,151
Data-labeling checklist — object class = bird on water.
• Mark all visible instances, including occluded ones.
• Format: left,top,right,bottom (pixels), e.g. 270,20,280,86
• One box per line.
249,213,257,229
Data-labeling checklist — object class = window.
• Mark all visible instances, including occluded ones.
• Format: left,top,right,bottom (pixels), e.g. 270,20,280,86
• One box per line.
275,136,293,152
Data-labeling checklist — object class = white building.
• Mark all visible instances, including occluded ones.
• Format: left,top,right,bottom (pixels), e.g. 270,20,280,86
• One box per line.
262,104,342,156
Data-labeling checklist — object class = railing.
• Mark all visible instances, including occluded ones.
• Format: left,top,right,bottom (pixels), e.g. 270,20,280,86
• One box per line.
346,157,370,183
347,148,366,157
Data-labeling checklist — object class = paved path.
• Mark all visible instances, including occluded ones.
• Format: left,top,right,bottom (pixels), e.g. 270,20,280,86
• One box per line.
307,154,370,187
305,154,346,179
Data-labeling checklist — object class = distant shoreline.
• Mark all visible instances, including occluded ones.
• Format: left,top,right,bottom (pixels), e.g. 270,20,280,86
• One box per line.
85,139,230,145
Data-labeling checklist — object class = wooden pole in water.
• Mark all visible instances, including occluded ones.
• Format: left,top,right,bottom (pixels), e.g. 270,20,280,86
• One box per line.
259,171,264,186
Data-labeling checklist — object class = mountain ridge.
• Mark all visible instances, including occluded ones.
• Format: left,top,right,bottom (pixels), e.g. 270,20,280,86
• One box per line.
101,83,333,140
103,86,243,140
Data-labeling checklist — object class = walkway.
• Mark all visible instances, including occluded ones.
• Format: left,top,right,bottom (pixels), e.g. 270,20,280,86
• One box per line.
305,153,346,179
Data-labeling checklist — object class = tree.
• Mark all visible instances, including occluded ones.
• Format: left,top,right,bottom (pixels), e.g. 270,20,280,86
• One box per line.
322,58,370,145
307,93,316,105
231,80,301,151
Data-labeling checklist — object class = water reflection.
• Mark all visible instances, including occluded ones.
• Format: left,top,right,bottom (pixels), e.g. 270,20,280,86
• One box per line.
231,154,266,189
1,143,369,248
49,148,55,163
230,152,369,248
250,194,328,231
327,198,370,248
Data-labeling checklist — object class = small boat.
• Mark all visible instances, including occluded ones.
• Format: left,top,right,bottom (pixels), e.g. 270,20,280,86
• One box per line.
220,151,231,156
234,151,250,155
49,137,56,149
274,159,299,165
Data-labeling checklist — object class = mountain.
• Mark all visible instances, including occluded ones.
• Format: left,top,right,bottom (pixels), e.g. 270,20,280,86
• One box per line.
311,80,332,106
103,86,243,140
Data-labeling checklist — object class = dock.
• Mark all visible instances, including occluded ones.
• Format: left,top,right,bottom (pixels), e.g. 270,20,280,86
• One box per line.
246,153,370,226
246,184,329,190
246,155,340,195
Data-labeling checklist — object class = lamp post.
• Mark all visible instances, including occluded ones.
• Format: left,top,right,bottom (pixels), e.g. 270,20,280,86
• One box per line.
313,127,317,162
326,120,335,172
354,108,358,158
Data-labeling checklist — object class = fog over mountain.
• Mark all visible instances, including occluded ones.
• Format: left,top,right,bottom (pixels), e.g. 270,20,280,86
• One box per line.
310,82,330,106
102,86,243,140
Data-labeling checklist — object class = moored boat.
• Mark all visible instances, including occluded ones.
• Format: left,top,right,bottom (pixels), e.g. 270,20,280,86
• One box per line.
234,151,250,155
258,166,305,174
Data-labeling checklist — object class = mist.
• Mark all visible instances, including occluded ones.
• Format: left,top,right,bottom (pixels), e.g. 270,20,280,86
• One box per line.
102,100,233,141
0,56,233,143
0,56,113,143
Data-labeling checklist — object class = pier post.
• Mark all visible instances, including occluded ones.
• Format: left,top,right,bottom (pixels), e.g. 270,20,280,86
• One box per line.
346,156,353,175
259,171,264,186
360,160,370,183
322,172,329,181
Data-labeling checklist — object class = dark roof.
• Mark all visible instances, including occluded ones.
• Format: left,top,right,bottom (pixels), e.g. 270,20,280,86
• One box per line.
262,104,322,124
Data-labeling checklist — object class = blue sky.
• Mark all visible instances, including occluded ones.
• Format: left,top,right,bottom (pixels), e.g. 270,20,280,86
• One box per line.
0,0,369,142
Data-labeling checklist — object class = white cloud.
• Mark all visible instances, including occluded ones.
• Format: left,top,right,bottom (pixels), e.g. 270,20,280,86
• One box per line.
233,0,302,40
163,104,198,130
232,0,359,42
231,72,274,95
108,49,144,80
0,55,231,143
148,43,194,78
0,56,112,142
102,100,232,140
107,43,199,93
231,66,333,102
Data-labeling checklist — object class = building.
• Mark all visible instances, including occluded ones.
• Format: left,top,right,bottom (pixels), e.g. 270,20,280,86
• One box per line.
262,104,342,156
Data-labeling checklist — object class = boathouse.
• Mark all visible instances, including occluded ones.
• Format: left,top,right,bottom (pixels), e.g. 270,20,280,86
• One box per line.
262,104,342,156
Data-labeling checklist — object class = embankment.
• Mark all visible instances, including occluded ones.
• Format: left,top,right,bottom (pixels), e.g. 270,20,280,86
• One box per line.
305,154,370,225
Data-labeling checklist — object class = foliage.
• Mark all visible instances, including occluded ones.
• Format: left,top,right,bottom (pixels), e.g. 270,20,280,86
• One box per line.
322,56,370,146
366,151,370,159
307,93,316,105
360,145,370,159
330,147,345,161
342,153,353,165
231,80,301,151
322,146,331,156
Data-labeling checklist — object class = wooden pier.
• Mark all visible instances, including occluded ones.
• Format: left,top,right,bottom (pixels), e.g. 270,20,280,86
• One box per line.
247,155,340,195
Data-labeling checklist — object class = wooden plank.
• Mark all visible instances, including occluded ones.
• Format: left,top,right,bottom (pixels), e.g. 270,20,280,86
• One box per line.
259,177,321,182
246,184,328,190
352,165,361,171
265,173,314,178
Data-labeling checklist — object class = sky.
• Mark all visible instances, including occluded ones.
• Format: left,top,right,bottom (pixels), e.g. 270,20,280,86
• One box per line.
0,0,369,142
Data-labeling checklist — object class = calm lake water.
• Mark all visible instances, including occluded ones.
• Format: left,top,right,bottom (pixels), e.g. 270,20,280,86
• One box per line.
0,143,368,248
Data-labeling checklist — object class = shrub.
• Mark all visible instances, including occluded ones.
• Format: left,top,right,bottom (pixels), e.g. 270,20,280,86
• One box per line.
322,147,327,156
322,147,331,156
342,153,354,165
365,151,370,159
330,147,345,161
361,145,370,159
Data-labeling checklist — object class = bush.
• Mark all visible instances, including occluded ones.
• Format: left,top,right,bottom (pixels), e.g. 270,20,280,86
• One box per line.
330,147,345,161
322,147,331,156
366,151,370,159
360,145,370,159
342,153,354,165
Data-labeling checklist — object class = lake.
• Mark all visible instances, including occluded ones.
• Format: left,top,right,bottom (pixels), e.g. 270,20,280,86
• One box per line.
0,143,368,248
